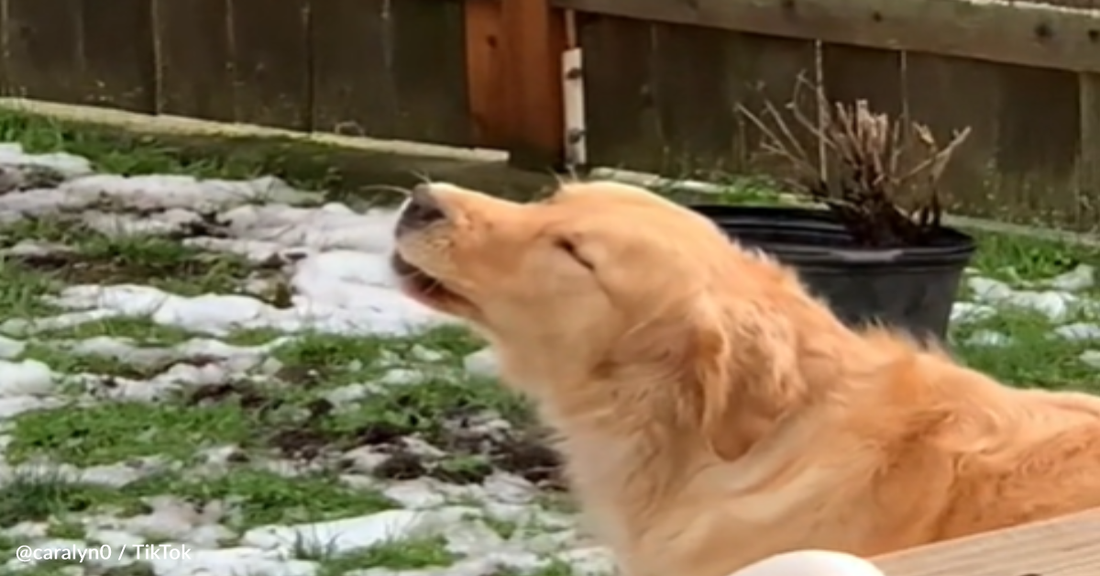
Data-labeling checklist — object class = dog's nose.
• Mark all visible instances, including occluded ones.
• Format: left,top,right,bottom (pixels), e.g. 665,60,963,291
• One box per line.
398,184,446,232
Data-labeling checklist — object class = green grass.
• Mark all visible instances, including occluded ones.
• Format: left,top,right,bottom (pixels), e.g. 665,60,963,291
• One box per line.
7,400,256,466
134,469,398,529
950,233,1100,391
0,106,439,209
0,108,337,191
301,536,458,576
0,466,399,533
0,217,265,296
0,139,523,534
5,325,511,463
0,318,527,530
0,470,144,527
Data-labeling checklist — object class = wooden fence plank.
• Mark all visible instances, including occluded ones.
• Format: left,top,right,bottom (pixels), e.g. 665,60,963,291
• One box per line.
311,0,471,146
993,65,1081,226
500,0,566,169
79,0,155,113
5,0,154,113
385,0,469,145
1080,73,1100,229
578,14,663,171
310,0,391,139
727,34,819,177
229,0,311,130
820,44,904,189
648,23,741,176
464,0,508,148
822,44,903,117
904,53,1003,219
582,17,818,179
154,0,235,122
553,0,1100,75
3,0,82,103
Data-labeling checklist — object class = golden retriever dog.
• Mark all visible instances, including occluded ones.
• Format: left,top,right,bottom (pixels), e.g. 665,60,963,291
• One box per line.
390,180,1100,576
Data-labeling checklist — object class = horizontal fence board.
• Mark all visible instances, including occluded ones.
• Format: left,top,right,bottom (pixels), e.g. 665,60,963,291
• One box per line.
579,13,1096,227
154,0,235,122
554,0,1100,74
312,0,471,147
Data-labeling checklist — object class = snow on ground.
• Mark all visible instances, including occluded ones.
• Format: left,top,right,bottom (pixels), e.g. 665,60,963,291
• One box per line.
0,145,598,576
0,169,447,338
0,143,1094,576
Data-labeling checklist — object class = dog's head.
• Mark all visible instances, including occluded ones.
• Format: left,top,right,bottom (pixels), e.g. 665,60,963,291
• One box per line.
391,181,816,446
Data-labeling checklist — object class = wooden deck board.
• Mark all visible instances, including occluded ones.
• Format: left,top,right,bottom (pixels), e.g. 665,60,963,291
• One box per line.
873,509,1100,576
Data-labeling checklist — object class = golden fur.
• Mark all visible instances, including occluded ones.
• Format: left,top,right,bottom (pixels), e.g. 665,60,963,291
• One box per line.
391,181,1100,576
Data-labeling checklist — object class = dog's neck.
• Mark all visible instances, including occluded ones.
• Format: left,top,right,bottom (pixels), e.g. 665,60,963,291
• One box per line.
534,306,871,536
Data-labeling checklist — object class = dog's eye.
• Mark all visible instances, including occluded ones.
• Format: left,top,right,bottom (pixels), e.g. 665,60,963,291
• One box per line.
554,238,594,269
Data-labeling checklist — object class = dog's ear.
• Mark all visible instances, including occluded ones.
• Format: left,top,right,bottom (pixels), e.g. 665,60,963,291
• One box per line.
689,299,803,457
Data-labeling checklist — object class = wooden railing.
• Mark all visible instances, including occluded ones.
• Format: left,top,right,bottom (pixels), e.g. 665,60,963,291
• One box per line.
873,508,1100,576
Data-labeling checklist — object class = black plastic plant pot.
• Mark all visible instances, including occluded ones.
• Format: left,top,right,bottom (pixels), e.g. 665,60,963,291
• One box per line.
690,204,977,342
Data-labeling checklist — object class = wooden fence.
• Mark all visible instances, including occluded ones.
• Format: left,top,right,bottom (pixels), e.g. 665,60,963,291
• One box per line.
562,0,1100,229
2,0,1100,228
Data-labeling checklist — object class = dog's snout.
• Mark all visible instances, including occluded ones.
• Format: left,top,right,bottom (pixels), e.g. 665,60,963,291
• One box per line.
398,184,446,233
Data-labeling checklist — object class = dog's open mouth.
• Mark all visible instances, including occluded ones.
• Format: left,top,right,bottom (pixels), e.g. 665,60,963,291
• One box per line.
390,252,463,306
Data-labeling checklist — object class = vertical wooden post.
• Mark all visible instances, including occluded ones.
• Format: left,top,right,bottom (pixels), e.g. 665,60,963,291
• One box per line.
463,0,509,148
1078,72,1100,229
499,0,567,170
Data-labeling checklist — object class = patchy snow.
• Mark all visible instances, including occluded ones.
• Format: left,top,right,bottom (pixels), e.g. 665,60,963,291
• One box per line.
0,159,450,338
0,145,604,576
26,249,447,338
953,263,1100,354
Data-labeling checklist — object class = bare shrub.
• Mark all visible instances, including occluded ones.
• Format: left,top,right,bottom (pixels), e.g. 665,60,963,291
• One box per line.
738,76,971,247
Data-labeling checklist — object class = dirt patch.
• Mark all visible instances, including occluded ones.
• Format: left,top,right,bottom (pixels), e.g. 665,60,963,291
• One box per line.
186,382,566,490
272,365,329,388
0,165,67,195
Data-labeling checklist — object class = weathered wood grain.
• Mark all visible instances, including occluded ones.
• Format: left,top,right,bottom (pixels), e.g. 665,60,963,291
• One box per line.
229,0,311,130
311,0,471,146
3,0,83,103
154,0,235,122
553,0,1100,74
